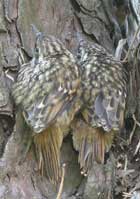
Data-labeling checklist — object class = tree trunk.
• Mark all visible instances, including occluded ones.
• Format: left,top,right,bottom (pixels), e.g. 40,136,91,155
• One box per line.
0,0,140,198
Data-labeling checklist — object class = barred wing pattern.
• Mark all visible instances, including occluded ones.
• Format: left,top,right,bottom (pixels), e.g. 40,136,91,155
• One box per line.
72,41,127,173
12,36,81,182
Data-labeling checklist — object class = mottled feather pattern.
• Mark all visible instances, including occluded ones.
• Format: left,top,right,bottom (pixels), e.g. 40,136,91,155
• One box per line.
12,34,82,183
71,41,127,174
77,41,127,131
13,42,80,133
13,32,128,180
35,35,76,62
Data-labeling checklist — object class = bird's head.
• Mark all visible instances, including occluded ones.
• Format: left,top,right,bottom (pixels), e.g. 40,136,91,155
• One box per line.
34,33,46,61
77,40,91,63
31,24,46,62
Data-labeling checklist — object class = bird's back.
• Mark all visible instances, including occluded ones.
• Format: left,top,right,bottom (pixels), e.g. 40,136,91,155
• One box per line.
12,35,82,182
77,41,127,132
13,39,81,133
71,41,128,172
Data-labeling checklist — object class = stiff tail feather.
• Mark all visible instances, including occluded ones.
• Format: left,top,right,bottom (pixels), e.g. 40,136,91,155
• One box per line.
71,119,115,175
33,125,63,183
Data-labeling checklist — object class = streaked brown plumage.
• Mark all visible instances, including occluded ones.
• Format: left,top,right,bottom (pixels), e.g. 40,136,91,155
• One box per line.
71,41,127,175
12,32,81,183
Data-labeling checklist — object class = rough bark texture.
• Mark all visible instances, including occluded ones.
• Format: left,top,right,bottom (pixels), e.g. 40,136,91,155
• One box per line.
0,0,140,198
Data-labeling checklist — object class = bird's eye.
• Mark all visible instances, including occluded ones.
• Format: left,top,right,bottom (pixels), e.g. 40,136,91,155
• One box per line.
35,47,39,53
77,48,82,58
34,47,40,59
77,53,81,59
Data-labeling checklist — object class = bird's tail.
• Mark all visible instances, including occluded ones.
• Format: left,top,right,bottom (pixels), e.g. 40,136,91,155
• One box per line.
33,124,63,184
71,118,115,175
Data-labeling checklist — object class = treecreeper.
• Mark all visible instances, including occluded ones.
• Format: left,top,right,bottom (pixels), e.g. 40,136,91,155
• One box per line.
71,40,128,175
12,30,82,183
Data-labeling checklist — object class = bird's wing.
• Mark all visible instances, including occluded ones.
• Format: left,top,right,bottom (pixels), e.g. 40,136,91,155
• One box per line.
13,53,81,183
72,87,126,173
94,90,126,131
72,41,127,174
13,55,81,133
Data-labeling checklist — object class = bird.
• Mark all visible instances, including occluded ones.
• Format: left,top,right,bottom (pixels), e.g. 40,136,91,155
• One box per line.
71,40,128,175
12,29,82,183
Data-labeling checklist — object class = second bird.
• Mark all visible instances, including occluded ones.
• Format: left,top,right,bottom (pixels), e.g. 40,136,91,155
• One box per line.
71,41,128,175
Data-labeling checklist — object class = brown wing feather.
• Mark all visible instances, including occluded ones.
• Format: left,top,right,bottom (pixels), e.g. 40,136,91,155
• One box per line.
12,37,81,183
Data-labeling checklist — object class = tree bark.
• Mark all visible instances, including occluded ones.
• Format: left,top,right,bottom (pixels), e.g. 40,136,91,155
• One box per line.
0,0,140,198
